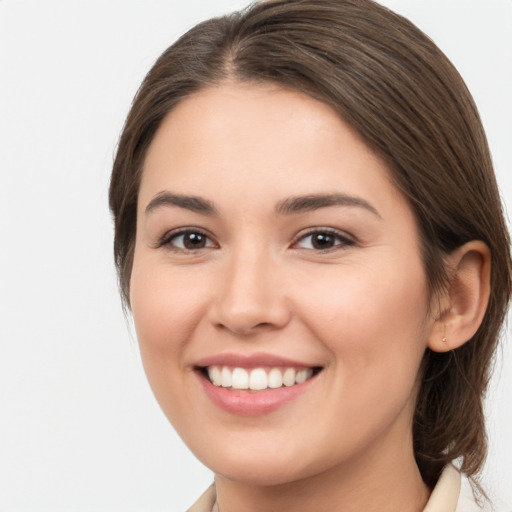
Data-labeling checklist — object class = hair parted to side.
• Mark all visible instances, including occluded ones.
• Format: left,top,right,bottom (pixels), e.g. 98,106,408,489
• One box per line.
109,0,511,489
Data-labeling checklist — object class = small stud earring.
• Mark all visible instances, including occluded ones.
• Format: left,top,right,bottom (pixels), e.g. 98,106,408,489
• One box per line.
442,337,447,343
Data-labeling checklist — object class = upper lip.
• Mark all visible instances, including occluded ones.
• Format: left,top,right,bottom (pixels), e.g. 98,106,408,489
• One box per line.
194,352,320,369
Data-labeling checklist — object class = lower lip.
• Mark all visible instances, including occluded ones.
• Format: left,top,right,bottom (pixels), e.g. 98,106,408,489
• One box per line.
196,371,317,416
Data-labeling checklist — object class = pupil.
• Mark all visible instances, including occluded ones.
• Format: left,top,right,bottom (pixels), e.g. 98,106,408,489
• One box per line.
184,233,205,249
313,233,334,249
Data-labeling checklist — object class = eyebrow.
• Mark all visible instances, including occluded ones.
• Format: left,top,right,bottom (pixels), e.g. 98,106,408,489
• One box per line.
145,191,380,218
275,193,381,217
145,191,218,215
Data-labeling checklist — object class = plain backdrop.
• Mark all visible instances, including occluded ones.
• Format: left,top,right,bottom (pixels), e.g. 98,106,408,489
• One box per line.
0,1,511,511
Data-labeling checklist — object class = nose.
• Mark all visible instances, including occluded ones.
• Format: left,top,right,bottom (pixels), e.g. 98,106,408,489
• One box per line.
209,248,291,336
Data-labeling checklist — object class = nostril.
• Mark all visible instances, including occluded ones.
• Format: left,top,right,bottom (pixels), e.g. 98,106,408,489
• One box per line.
214,320,278,336
208,275,292,335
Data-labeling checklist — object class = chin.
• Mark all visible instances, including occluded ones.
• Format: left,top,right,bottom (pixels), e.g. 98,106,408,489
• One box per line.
182,429,337,487
210,456,316,487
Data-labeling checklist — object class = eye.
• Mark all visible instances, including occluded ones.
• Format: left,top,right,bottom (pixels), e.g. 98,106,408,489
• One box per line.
159,229,216,251
294,229,354,251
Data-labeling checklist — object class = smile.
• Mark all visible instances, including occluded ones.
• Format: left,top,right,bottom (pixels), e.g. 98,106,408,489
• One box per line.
205,366,316,391
194,353,323,415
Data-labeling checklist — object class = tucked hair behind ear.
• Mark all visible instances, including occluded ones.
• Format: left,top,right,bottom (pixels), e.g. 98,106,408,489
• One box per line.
110,0,511,489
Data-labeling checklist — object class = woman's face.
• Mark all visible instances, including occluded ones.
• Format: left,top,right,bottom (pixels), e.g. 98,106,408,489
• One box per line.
131,83,437,485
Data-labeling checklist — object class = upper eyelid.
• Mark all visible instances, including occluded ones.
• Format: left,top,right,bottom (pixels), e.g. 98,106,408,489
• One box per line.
154,226,356,249
294,227,355,242
290,228,357,252
156,227,216,249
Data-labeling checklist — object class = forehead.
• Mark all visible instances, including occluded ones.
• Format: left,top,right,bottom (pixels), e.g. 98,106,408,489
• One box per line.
138,82,402,216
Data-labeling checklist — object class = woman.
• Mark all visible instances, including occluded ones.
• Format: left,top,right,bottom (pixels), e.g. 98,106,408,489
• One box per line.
109,1,511,510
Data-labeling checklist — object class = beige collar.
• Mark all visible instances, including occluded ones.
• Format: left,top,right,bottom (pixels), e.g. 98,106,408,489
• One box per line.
424,464,461,512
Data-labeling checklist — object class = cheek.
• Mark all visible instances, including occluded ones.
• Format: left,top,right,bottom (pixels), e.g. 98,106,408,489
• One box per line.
289,270,430,464
130,257,206,354
129,254,212,425
298,260,430,404
300,259,430,343
129,257,210,431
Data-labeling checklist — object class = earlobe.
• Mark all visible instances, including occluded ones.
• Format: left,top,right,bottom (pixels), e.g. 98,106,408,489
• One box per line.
428,241,491,353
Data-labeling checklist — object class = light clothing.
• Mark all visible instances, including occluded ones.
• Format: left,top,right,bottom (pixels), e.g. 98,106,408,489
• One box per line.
425,464,484,512
187,464,486,512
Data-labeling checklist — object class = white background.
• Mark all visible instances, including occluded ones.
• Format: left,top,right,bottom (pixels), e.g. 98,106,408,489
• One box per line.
0,1,511,511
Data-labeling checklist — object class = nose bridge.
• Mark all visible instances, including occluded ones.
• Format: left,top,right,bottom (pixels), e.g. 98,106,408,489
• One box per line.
212,239,289,334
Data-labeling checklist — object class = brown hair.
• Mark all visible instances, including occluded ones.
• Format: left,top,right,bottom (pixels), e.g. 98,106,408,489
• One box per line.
109,0,511,488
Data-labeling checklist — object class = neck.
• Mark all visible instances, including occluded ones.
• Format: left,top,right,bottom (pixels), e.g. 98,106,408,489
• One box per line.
213,424,430,512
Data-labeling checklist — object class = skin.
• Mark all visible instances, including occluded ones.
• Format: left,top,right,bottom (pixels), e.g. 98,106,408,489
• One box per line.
130,83,484,512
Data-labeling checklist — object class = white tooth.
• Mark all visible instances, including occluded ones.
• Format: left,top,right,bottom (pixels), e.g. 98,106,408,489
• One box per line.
295,369,309,384
231,368,249,389
283,368,296,387
208,366,222,386
221,367,232,388
249,368,268,390
296,368,313,384
268,368,283,388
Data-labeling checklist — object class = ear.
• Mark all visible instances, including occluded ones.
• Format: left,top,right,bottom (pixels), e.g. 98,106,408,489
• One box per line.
428,241,491,353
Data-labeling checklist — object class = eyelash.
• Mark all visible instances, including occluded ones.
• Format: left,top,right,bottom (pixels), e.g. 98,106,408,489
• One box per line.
293,228,355,252
157,228,216,251
157,227,355,253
